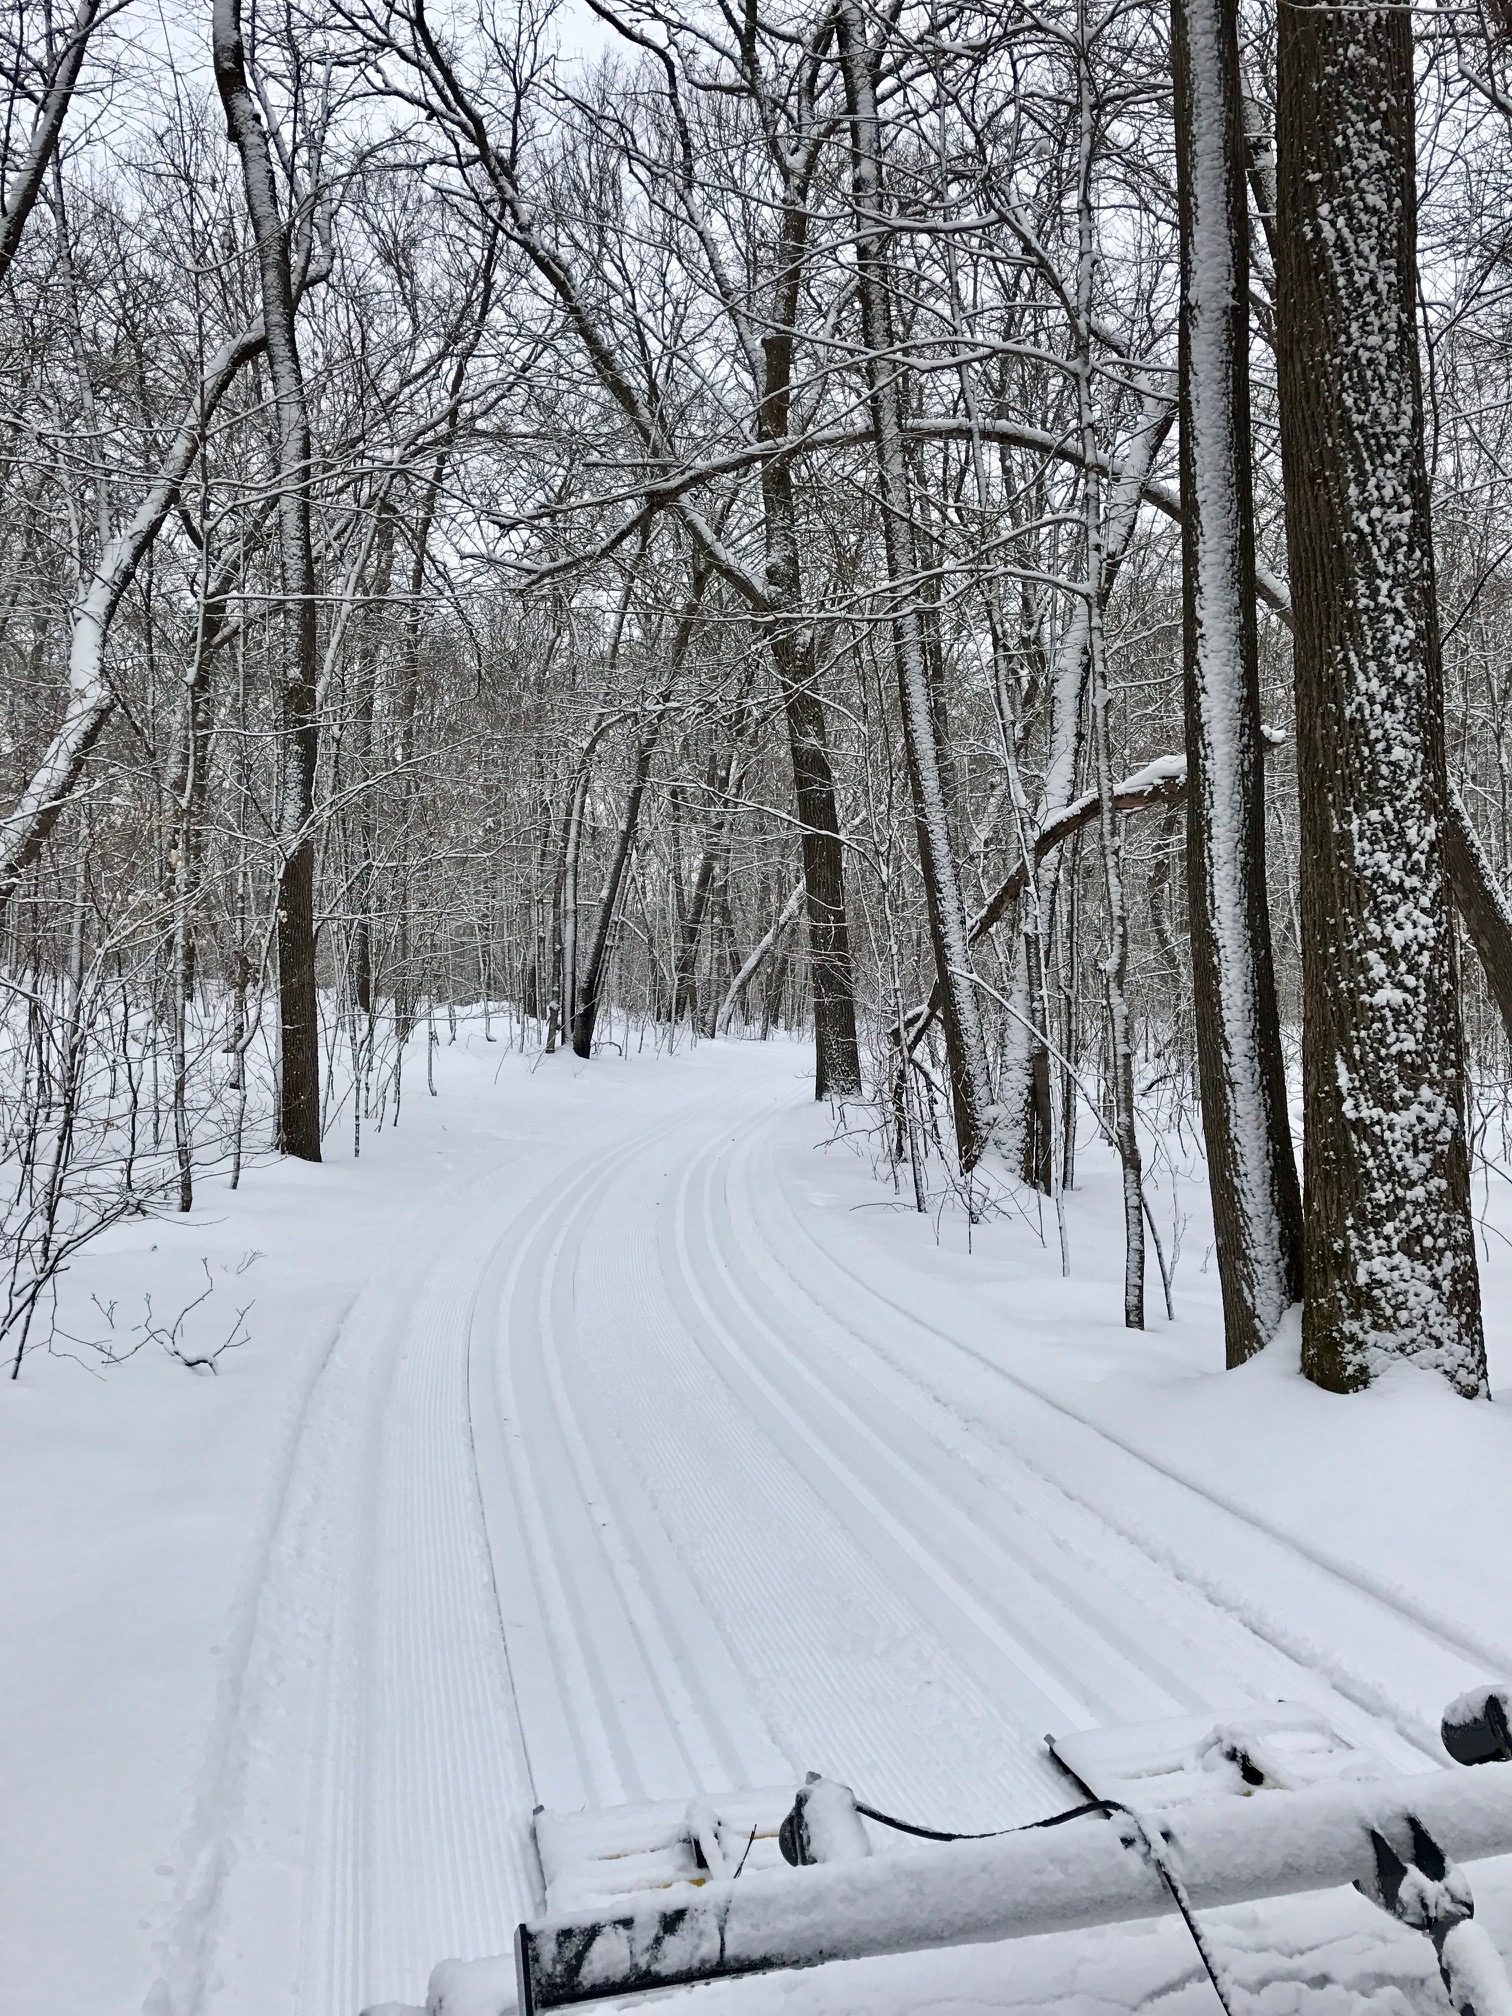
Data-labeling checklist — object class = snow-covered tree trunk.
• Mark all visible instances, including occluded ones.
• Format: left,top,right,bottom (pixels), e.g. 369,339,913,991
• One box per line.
760,517,862,1101
1276,0,1486,1393
1073,0,1144,1326
1174,0,1303,1364
214,0,321,1162
838,0,995,1169
755,208,863,1101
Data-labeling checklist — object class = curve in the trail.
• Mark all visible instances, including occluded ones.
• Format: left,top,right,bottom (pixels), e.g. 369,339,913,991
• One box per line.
167,1049,1498,2016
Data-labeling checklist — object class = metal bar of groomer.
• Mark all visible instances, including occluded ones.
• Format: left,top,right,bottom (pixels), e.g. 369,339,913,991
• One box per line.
516,1762,1512,2010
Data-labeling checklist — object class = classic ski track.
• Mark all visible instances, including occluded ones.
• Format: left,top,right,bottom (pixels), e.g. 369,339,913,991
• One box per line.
472,1083,797,1817
591,1099,1066,1820
305,1079,773,2011
670,1117,1433,1799
740,1104,1498,1753
485,1066,1092,1830
669,1135,1099,1734
153,1135,546,2016
291,1175,548,2016
176,1089,717,2016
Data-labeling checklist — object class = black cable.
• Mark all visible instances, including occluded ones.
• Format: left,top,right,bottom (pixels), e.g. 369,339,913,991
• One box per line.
853,1795,1113,1842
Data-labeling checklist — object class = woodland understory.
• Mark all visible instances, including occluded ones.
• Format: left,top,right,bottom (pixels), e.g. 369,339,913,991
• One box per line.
4,0,1511,1396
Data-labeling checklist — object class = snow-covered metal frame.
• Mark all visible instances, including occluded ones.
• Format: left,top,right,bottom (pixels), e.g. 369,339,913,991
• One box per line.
514,1762,1512,2011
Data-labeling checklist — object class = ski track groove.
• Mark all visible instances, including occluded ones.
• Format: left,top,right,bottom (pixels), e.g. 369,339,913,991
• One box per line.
476,1083,808,1818
537,1217,782,1795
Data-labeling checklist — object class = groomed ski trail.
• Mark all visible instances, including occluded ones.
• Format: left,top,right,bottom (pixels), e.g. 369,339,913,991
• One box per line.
167,1043,1488,2016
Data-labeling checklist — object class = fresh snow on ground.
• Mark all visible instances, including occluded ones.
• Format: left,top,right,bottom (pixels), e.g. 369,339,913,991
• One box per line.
6,1028,1512,2016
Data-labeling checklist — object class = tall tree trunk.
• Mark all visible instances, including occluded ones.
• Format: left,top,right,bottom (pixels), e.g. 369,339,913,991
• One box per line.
1074,4,1143,1325
749,67,862,1101
1174,0,1303,1363
1277,0,1486,1393
760,496,862,1101
351,498,395,1018
838,0,994,1168
214,0,321,1161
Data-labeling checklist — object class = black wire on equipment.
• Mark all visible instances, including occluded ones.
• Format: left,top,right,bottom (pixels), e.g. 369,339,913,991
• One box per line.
853,1796,1113,1842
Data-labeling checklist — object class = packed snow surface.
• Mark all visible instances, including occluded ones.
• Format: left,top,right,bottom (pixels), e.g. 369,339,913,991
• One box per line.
6,1030,1512,2015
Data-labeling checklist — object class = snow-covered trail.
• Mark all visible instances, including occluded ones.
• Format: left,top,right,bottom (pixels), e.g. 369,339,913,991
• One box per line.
137,1038,1507,2016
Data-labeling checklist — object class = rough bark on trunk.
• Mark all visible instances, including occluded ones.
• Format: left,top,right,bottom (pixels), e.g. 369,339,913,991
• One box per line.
1174,0,1303,1364
1277,0,1486,1393
214,0,321,1161
839,0,994,1168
